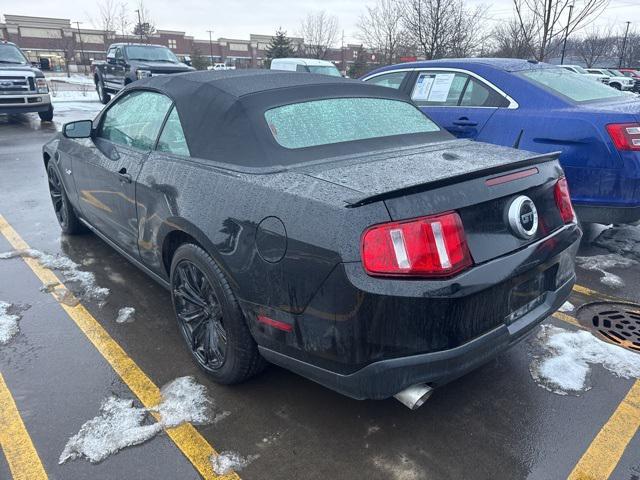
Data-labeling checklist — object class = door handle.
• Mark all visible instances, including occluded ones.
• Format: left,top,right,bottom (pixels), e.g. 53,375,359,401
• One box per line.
118,168,132,183
453,118,478,127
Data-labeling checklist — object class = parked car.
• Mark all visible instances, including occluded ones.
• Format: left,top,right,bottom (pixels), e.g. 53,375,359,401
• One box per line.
363,59,640,224
44,70,580,407
560,64,610,84
616,68,640,93
270,57,341,77
0,40,53,121
586,68,635,91
91,43,193,104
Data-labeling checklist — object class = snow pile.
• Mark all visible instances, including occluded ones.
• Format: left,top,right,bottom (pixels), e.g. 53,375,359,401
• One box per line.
530,325,640,395
49,75,93,86
593,224,640,261
51,90,99,102
575,254,636,287
115,307,135,324
59,376,215,464
210,451,260,475
0,302,21,344
558,301,574,313
0,249,109,301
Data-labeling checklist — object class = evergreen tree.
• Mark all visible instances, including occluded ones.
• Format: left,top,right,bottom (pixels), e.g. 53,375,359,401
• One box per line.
265,28,295,68
348,47,369,78
190,46,209,70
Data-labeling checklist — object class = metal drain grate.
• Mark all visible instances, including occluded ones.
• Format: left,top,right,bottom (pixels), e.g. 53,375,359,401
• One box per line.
576,302,640,352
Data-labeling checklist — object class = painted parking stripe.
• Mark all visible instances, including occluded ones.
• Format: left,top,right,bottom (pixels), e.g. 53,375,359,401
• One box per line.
0,215,238,480
568,381,640,480
0,372,48,480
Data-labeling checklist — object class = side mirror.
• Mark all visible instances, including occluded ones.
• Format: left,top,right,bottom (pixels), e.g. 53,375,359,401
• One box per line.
63,120,93,139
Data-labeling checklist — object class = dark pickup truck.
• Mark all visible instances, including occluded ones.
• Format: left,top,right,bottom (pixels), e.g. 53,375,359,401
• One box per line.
0,40,53,121
92,43,193,104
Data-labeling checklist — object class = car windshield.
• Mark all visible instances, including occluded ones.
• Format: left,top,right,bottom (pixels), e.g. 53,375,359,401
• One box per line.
265,97,440,149
125,46,179,63
0,44,28,64
520,68,627,103
571,65,588,74
306,65,342,77
607,69,624,77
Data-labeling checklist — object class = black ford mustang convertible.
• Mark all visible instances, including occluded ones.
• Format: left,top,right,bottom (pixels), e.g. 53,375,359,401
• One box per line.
44,70,580,408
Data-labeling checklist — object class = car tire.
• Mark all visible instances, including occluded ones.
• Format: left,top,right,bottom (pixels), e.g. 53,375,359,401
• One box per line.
611,83,621,90
46,162,85,235
38,106,54,122
96,79,111,104
170,243,266,384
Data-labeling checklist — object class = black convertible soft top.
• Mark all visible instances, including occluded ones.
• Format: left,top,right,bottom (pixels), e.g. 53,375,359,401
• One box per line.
127,70,450,170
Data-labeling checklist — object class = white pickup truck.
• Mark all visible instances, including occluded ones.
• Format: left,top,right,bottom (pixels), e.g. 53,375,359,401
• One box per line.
0,41,53,121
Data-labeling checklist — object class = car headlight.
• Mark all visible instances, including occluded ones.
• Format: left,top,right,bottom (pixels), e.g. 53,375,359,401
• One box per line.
36,78,48,94
136,69,152,80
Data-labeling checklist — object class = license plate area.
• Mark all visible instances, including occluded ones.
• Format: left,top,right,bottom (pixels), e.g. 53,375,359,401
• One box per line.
505,265,557,324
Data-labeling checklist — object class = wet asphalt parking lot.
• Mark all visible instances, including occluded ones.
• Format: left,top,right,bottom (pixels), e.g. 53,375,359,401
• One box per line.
1,96,640,480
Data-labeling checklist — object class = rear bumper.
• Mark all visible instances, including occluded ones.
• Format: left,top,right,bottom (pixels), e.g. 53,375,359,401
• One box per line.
260,275,575,400
575,204,640,224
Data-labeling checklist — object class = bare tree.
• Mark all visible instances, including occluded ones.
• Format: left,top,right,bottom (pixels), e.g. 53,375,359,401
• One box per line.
576,25,614,67
491,17,536,58
402,0,485,59
132,0,155,42
300,11,339,59
92,0,118,39
52,32,75,77
357,0,405,65
512,0,609,61
115,3,131,41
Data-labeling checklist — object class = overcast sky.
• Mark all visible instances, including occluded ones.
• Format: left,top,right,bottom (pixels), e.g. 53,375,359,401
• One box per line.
3,0,639,44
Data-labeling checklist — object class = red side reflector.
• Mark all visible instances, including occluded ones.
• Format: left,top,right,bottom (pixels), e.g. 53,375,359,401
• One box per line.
361,211,473,278
606,123,640,151
485,167,539,186
257,315,293,332
554,177,575,223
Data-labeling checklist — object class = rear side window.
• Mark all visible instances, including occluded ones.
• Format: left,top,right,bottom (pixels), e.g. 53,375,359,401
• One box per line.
157,107,190,156
98,91,172,150
520,68,628,103
264,98,439,149
460,78,510,107
364,71,408,90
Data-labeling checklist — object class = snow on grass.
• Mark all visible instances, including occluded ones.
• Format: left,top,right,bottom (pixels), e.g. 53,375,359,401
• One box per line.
593,224,640,261
49,75,93,86
51,90,99,102
115,307,135,324
210,451,260,475
0,302,21,344
530,325,640,395
0,249,109,302
575,254,637,287
59,377,217,464
558,301,574,313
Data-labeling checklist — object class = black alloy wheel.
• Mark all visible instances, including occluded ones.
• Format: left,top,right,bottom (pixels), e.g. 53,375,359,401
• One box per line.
46,162,84,234
173,259,228,371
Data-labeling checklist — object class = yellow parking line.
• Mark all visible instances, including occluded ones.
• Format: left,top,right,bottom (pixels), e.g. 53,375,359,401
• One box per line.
552,311,582,328
0,372,48,480
573,284,617,301
568,381,640,480
0,215,237,480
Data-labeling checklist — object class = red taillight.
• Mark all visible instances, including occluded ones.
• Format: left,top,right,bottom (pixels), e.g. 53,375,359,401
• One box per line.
361,212,473,278
554,177,575,223
606,123,640,151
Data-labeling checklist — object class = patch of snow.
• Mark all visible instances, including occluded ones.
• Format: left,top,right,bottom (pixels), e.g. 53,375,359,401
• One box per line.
366,425,381,437
59,376,217,464
530,325,640,395
575,254,636,287
49,75,93,86
558,301,574,313
593,224,640,261
0,249,109,302
51,90,99,102
0,302,21,344
115,307,135,324
372,454,425,480
210,451,260,475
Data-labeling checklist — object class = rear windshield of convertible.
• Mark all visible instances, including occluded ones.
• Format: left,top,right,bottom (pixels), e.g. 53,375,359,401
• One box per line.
264,98,440,149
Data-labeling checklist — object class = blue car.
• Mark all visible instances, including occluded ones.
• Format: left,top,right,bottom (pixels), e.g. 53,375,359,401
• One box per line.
362,59,640,224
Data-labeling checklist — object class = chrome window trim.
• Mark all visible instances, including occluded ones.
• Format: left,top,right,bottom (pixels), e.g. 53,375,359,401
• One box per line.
363,67,519,109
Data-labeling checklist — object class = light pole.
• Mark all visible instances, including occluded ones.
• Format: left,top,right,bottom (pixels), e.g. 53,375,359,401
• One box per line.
74,21,87,75
619,21,631,68
135,9,143,42
207,30,214,67
560,3,574,65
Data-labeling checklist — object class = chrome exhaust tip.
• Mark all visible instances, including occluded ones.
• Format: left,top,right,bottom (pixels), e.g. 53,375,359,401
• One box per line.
393,384,433,410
